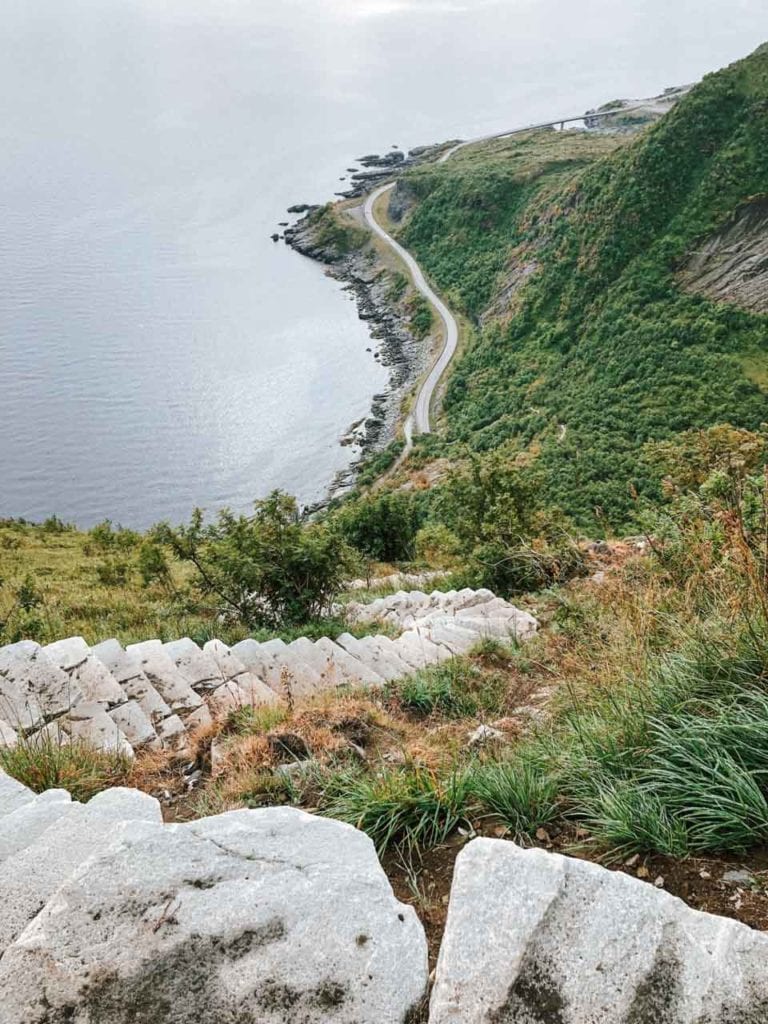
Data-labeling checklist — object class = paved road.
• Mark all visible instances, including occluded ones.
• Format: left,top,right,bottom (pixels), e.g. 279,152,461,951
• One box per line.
363,105,653,447
363,183,458,443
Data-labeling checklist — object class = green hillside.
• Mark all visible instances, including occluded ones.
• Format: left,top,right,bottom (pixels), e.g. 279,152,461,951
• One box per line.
398,44,768,527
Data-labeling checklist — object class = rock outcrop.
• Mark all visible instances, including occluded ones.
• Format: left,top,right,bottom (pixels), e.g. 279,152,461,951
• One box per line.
0,782,428,1023
430,838,768,1023
0,590,536,758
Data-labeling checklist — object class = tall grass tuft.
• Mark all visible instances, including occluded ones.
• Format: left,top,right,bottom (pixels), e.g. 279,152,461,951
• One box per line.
468,760,560,840
0,733,131,803
321,763,471,853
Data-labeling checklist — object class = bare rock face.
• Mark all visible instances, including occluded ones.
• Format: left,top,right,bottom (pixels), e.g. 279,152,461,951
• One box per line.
679,196,768,314
0,806,428,1024
430,838,768,1023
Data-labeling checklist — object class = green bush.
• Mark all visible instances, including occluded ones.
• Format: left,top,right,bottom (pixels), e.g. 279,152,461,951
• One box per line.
159,490,357,628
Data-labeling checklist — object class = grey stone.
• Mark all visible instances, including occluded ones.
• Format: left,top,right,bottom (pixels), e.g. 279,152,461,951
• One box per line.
126,640,204,713
48,636,126,707
467,724,504,747
313,630,387,688
336,633,405,682
722,869,755,886
0,641,70,728
65,701,134,757
0,719,18,749
0,787,160,954
0,806,428,1023
430,838,768,1023
0,771,34,819
109,699,159,750
164,637,225,691
0,789,74,863
156,713,189,750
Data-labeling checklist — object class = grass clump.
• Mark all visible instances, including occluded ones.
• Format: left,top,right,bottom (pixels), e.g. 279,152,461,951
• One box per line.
392,659,507,719
0,733,131,802
468,760,559,841
321,763,471,853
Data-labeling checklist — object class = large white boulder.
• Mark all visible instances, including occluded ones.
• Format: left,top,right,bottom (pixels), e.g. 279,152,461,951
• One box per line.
0,771,35,819
0,789,73,864
430,838,768,1023
0,787,161,954
0,806,428,1023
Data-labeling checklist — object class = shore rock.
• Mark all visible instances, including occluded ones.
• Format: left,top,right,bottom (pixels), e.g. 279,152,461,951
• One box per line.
430,838,768,1023
0,806,428,1024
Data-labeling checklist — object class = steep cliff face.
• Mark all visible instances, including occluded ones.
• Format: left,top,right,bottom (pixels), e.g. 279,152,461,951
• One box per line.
392,43,768,528
680,196,768,313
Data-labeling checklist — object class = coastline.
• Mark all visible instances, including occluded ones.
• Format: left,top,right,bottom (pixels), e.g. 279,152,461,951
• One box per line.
284,201,429,504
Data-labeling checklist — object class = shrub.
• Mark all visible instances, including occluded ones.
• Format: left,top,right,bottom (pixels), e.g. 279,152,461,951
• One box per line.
159,491,357,629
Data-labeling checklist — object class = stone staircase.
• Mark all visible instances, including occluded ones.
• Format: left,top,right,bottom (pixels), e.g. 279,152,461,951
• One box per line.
0,588,537,757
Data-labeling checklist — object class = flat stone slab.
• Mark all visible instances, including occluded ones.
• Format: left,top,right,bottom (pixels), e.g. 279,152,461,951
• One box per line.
430,838,768,1023
0,806,427,1024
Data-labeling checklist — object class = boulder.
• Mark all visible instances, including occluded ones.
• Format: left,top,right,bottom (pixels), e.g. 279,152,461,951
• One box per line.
0,787,161,954
65,701,134,757
108,699,160,750
430,838,768,1023
0,807,428,1023
0,771,34,819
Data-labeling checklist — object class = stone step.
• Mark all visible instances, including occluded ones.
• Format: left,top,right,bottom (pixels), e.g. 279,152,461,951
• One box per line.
203,640,280,707
108,700,160,750
232,639,321,699
423,620,483,655
91,639,173,724
392,629,453,670
336,634,407,682
0,789,74,865
364,636,415,677
0,772,35,820
66,702,134,758
310,636,387,688
163,638,225,692
44,636,125,707
125,641,204,714
0,641,67,730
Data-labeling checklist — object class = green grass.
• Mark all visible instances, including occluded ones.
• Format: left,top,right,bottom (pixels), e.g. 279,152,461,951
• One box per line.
0,732,131,803
320,763,471,853
391,658,508,719
468,760,560,840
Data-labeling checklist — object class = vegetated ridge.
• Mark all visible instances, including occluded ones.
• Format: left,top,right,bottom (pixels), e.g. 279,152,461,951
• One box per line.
392,43,768,528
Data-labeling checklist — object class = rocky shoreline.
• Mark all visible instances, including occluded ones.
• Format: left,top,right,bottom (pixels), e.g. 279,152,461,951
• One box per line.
284,199,428,505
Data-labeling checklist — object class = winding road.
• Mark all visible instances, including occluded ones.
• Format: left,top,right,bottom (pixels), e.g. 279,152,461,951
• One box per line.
362,104,660,448
363,183,458,446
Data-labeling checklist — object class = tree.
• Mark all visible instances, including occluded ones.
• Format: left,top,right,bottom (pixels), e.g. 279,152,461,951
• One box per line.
159,491,356,628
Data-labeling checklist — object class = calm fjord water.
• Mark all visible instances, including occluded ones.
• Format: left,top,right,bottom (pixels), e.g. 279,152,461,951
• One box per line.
0,0,764,527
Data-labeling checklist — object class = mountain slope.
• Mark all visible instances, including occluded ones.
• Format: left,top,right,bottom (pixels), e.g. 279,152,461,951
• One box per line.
395,44,768,527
